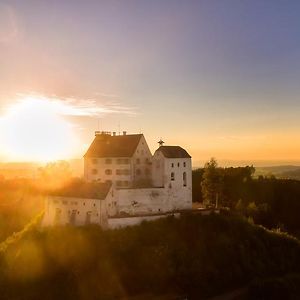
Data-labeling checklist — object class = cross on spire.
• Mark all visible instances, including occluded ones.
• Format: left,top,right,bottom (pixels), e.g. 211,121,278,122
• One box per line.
158,138,164,147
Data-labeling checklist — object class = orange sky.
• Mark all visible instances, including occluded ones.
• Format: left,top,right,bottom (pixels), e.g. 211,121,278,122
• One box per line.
1,2,300,167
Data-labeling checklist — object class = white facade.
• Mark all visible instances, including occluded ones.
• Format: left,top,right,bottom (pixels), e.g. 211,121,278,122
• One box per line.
42,132,193,228
84,135,152,188
42,186,115,227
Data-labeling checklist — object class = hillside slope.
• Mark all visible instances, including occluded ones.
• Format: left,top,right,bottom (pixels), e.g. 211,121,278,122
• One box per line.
0,214,300,299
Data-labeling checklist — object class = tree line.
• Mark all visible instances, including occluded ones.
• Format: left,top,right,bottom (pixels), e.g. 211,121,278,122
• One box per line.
193,158,300,237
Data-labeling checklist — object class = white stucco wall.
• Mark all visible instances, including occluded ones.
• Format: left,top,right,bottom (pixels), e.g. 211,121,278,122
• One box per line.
84,135,153,187
114,183,192,216
131,135,153,182
84,157,132,184
42,187,114,228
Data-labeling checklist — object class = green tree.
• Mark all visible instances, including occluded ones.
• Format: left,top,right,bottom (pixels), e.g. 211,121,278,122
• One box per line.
201,158,224,208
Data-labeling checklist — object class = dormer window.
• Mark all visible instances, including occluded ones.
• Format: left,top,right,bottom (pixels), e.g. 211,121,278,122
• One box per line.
171,172,175,181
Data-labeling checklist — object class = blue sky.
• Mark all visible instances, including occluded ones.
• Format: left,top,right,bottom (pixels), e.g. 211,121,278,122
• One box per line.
1,0,300,165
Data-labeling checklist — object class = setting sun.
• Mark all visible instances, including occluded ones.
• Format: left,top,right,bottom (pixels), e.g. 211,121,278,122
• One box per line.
0,97,77,162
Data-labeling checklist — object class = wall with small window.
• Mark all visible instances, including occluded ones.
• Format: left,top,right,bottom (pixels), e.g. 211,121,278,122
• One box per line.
84,157,133,184
42,188,114,227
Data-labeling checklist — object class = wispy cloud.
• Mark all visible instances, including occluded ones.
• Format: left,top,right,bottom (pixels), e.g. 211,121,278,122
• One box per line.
11,93,137,117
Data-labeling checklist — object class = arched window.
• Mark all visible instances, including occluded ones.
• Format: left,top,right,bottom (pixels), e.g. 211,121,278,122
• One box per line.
171,172,175,181
183,172,187,187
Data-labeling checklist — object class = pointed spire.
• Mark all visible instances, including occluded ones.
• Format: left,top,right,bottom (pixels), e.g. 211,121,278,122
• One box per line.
158,138,164,147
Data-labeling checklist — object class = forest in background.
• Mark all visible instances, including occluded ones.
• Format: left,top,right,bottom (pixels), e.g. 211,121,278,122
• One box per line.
193,162,300,238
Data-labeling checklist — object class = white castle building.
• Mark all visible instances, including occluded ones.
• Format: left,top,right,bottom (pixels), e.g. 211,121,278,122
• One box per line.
43,131,192,229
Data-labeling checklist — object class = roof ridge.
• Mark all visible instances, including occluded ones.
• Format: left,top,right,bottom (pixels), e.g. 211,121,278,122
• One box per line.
84,133,143,158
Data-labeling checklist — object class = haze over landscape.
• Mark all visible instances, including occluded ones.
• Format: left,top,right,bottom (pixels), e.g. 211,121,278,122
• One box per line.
3,2,300,300
1,1,300,166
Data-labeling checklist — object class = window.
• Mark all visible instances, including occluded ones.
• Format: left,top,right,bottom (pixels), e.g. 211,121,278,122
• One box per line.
92,158,97,164
183,162,186,167
92,169,98,175
85,212,92,225
136,158,140,164
105,169,112,175
171,163,174,168
116,180,122,187
69,210,77,225
171,172,175,181
117,158,130,164
183,172,187,187
54,208,62,224
123,181,129,187
116,169,129,175
177,162,180,167
105,158,112,164
136,169,141,175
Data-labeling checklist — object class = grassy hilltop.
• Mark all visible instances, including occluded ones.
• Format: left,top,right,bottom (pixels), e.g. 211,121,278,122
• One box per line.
1,213,300,299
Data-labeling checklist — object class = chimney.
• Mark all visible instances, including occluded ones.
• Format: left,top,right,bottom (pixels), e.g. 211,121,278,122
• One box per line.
113,132,116,136
123,131,127,136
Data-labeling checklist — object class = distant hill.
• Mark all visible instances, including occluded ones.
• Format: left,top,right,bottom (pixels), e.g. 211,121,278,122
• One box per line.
0,159,83,179
255,165,300,180
1,213,300,299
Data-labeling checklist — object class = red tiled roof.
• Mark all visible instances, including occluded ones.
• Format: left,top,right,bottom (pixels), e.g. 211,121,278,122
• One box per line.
155,146,191,158
84,134,143,158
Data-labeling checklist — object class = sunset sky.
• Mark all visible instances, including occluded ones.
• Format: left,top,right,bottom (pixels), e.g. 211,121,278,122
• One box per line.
1,1,300,166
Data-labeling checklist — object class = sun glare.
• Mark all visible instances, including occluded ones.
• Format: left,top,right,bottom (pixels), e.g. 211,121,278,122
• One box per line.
0,97,78,162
